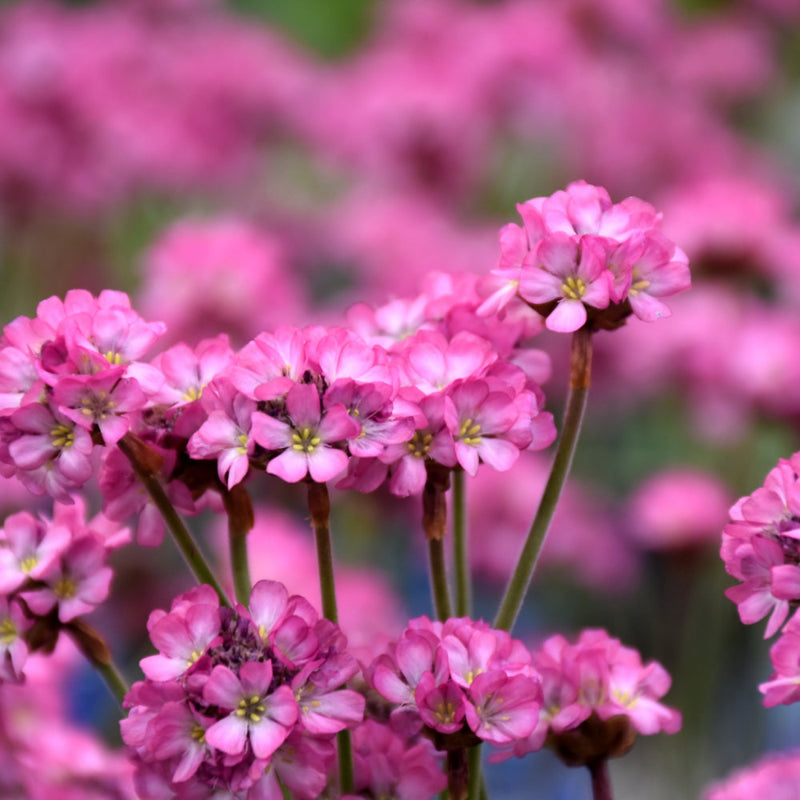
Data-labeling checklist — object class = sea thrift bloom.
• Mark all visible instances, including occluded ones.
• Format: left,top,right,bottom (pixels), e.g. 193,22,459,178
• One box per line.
482,181,690,331
704,750,800,799
505,629,681,764
251,382,360,483
369,616,542,749
123,580,364,799
20,534,113,623
721,453,800,638
519,233,610,332
349,719,447,800
759,613,800,707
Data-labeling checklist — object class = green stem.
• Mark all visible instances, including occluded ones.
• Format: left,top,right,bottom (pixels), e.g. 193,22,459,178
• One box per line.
337,729,355,797
223,484,255,606
428,537,453,621
64,619,129,707
118,433,231,607
452,469,470,618
467,744,482,800
307,481,339,623
494,328,593,632
305,481,354,795
94,659,130,706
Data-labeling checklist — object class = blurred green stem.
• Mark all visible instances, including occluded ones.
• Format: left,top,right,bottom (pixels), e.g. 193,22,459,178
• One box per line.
452,469,470,617
493,328,592,632
305,480,354,795
223,484,255,606
118,432,231,607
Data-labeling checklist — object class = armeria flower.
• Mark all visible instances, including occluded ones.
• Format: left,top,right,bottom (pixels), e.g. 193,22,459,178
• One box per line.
443,379,546,476
349,720,447,800
518,233,610,333
759,613,800,707
123,580,364,799
5,401,94,501
203,661,298,759
20,534,113,623
251,382,360,484
149,335,235,407
704,750,800,799
504,629,681,764
481,182,690,332
0,509,70,594
188,378,258,489
369,616,542,749
0,596,31,683
54,369,147,446
721,453,800,638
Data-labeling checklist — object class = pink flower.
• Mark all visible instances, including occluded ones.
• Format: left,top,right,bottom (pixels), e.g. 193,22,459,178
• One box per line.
54,369,147,445
251,383,360,483
518,233,610,332
0,509,70,593
203,661,297,759
21,535,113,623
465,671,541,744
188,379,258,489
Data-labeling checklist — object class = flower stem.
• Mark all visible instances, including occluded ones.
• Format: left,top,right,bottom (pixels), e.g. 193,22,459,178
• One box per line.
117,432,232,607
306,481,339,624
590,759,614,800
222,484,254,606
64,618,129,706
493,328,592,632
305,480,354,795
452,469,470,618
428,537,453,621
467,744,482,800
424,463,453,621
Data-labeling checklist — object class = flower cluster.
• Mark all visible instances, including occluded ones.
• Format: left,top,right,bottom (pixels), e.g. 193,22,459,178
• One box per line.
345,719,447,800
704,749,800,799
721,453,800,640
188,314,555,498
368,616,543,749
121,580,365,799
479,180,691,332
0,497,123,683
0,290,165,501
503,629,681,766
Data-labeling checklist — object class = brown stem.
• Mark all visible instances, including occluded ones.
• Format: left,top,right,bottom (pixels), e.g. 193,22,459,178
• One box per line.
589,760,613,800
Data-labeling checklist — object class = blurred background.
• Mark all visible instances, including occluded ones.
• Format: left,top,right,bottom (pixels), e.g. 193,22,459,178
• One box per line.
2,0,800,797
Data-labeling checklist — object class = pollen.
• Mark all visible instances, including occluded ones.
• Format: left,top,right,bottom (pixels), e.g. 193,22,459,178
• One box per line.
561,276,587,300
629,269,651,295
236,433,248,455
435,701,456,724
0,617,17,644
406,431,433,458
459,418,482,446
183,385,203,402
103,350,123,365
291,426,321,453
20,555,38,573
54,577,77,599
50,424,75,449
191,725,206,744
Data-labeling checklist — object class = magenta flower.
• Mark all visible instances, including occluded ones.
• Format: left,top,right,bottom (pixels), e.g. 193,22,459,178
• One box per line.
465,671,541,744
0,509,70,593
6,401,94,501
251,383,360,483
0,596,31,683
21,535,113,622
203,661,297,759
188,380,258,489
518,233,610,332
54,370,147,445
